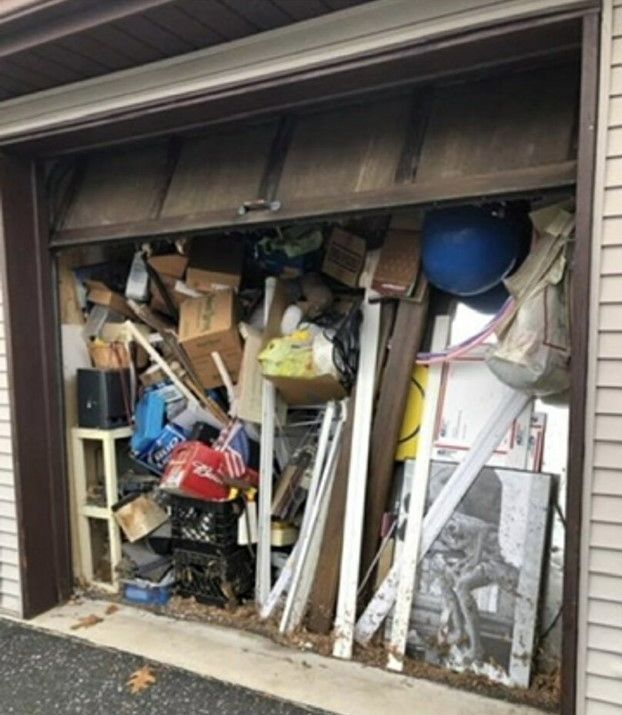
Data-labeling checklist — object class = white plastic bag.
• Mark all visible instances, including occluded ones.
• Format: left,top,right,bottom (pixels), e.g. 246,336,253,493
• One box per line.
486,213,572,397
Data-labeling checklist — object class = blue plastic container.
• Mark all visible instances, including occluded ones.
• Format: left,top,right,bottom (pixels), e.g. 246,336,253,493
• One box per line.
131,389,166,454
122,579,172,606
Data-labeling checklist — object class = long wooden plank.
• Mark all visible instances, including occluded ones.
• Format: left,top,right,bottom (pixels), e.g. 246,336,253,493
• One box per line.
306,393,356,633
333,297,381,660
360,296,428,601
281,403,345,633
386,316,448,671
256,277,277,607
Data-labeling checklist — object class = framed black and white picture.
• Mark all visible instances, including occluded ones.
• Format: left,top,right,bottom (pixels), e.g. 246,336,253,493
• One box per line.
402,461,551,687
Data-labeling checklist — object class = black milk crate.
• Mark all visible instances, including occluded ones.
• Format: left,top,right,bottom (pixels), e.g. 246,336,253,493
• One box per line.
173,546,254,607
170,495,244,552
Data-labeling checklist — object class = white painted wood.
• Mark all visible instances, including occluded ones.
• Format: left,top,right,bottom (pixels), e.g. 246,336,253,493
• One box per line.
596,386,622,412
273,402,335,625
589,574,622,602
281,402,345,633
591,496,622,524
587,648,622,679
333,296,381,660
591,522,622,549
603,217,622,243
594,442,622,470
0,0,587,143
601,245,622,272
592,467,622,496
256,277,277,608
587,675,622,706
71,427,129,591
387,316,448,672
597,272,622,303
605,157,622,186
589,624,622,654
597,359,622,386
589,598,622,628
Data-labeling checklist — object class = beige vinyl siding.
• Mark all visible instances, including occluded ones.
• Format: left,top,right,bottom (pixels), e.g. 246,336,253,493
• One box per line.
0,281,20,616
579,1,622,713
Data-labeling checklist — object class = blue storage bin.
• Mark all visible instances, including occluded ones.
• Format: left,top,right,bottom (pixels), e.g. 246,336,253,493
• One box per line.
122,577,173,606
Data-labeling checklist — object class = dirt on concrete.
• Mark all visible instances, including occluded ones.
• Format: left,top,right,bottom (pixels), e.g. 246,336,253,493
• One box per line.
164,596,560,712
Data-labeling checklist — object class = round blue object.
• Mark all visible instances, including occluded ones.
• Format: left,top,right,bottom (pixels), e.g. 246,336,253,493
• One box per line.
422,206,524,296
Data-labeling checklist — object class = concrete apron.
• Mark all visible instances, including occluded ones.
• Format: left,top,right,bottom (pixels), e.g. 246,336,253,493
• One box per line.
30,599,543,715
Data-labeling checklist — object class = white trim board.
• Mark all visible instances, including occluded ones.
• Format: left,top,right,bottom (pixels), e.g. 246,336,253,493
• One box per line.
25,600,545,715
0,0,587,143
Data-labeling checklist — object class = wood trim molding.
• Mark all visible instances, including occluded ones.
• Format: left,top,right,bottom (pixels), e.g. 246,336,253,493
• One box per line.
0,156,72,617
561,12,600,715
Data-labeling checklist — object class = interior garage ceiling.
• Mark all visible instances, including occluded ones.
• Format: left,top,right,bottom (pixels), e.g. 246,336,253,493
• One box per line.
0,0,373,100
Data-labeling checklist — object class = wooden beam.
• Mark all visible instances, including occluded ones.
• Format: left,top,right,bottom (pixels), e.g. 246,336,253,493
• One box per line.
562,12,599,715
386,316,448,672
306,391,356,633
333,296,381,660
359,296,428,602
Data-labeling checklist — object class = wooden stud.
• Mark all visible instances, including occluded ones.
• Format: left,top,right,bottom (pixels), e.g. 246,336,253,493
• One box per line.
262,402,335,621
333,296,381,660
386,316,448,671
306,392,356,633
256,277,277,607
360,296,428,601
281,401,346,633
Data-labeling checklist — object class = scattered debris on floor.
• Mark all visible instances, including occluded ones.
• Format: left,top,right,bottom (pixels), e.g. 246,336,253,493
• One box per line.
70,614,104,631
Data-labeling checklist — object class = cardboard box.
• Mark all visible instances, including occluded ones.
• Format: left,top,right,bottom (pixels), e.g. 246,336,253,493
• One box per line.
322,228,366,288
186,236,244,292
372,229,422,297
148,253,188,279
262,280,346,406
150,275,200,316
85,280,135,319
178,290,243,389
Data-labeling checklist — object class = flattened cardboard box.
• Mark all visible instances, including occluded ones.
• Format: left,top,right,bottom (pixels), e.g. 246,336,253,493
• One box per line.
372,229,421,297
322,228,366,288
186,236,244,292
85,280,135,319
179,290,243,389
148,253,188,279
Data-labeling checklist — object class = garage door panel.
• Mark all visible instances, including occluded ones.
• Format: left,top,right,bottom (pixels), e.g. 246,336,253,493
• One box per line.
277,95,412,202
161,120,278,217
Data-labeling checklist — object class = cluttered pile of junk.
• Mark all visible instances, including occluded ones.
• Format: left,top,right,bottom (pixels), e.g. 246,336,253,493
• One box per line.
65,196,573,692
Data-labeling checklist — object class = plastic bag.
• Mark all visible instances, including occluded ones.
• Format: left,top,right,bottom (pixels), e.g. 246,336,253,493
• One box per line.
486,220,572,397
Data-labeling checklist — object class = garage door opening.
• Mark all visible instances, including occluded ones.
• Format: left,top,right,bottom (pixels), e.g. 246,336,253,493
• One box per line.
46,53,584,712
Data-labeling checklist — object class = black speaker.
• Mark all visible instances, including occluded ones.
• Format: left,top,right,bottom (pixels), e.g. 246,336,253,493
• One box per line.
77,368,131,429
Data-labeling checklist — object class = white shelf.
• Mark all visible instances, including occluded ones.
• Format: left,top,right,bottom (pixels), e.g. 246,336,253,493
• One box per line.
72,426,131,590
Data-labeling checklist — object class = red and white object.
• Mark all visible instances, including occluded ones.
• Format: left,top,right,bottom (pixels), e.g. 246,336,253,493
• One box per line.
161,440,257,502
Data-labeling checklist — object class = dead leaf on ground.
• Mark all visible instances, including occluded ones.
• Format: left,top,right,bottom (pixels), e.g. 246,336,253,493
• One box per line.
70,614,103,630
126,665,157,695
105,604,119,616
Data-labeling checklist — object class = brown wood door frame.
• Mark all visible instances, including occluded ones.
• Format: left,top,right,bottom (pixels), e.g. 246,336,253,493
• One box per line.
0,8,600,715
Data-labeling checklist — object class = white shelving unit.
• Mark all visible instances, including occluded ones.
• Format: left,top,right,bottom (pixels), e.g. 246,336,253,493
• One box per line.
71,425,132,591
